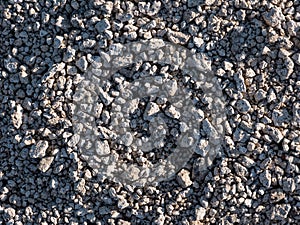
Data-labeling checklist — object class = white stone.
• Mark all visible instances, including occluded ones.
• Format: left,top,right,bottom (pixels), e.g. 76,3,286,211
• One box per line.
176,169,192,188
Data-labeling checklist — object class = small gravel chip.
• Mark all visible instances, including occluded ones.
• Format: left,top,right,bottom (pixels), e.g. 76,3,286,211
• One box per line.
272,109,291,127
29,140,49,159
118,219,131,225
254,89,267,102
236,99,251,113
265,125,283,143
95,19,111,33
54,36,64,48
98,87,114,106
38,157,54,172
95,140,110,155
11,104,23,129
167,29,190,45
165,105,180,119
282,178,296,193
143,102,160,120
4,207,15,219
259,170,271,188
292,53,300,65
195,206,206,220
205,0,216,5
67,65,77,75
262,7,284,27
193,37,204,48
4,56,19,73
292,102,300,127
234,71,246,93
139,1,161,16
245,68,256,77
63,46,76,63
76,56,88,72
120,132,133,147
270,204,291,220
176,169,192,188
163,79,178,96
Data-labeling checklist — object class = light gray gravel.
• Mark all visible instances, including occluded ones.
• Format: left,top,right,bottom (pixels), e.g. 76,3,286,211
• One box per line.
0,0,299,224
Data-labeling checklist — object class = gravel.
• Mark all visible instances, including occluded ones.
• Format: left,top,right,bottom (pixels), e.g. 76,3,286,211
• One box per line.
0,0,299,224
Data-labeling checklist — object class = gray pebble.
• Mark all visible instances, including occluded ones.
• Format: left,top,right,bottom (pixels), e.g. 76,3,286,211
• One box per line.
95,19,111,33
76,56,88,72
176,169,193,188
29,140,49,159
38,156,54,172
259,170,271,188
167,29,190,45
11,104,23,129
236,99,251,113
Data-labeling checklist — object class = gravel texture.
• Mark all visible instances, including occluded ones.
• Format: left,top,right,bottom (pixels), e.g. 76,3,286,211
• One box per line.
0,0,300,225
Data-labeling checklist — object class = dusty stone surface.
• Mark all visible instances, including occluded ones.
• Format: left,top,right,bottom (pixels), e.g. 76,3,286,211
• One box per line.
0,0,299,224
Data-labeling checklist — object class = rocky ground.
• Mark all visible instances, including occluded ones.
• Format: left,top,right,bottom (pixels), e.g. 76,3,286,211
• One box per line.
0,0,300,224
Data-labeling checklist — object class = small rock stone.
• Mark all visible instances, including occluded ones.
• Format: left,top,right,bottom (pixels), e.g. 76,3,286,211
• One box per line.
259,170,271,188
165,105,180,119
167,29,190,45
76,56,88,72
143,102,160,120
264,125,283,143
95,19,111,33
95,140,111,155
292,53,300,65
254,89,267,102
272,109,291,127
11,104,23,129
195,206,206,220
29,140,49,159
54,36,64,48
38,157,54,172
236,99,251,113
138,1,161,16
176,169,193,188
270,204,291,220
262,7,284,27
63,46,76,63
205,0,216,6
282,178,296,193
